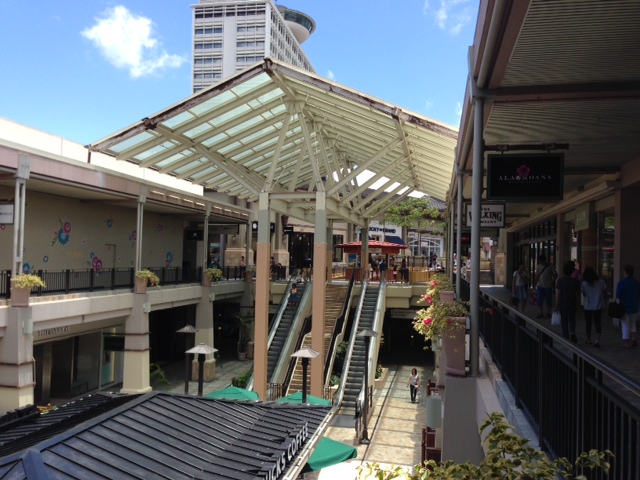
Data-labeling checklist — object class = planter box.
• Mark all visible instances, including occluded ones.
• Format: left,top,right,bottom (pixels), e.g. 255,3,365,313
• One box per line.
135,277,147,294
10,287,31,307
375,367,389,390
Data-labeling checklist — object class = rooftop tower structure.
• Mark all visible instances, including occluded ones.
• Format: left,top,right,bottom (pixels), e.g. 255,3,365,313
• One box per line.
191,0,316,93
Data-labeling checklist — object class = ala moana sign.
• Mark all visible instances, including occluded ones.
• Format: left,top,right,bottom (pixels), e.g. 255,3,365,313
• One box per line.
487,153,564,202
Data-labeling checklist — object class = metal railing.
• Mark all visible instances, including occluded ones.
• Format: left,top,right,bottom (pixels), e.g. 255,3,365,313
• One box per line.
459,279,640,479
1,266,247,299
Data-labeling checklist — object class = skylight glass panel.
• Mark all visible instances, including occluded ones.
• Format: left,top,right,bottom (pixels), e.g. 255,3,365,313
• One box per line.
134,142,176,161
212,104,251,126
109,132,155,154
202,132,228,148
162,111,195,129
184,123,214,139
175,161,204,175
218,141,242,155
156,151,193,169
230,72,271,96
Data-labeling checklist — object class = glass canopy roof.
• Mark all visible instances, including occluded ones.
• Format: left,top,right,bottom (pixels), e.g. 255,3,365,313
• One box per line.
90,59,458,224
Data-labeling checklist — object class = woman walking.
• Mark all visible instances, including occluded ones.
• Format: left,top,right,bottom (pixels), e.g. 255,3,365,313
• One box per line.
407,368,420,403
555,261,580,342
581,266,606,347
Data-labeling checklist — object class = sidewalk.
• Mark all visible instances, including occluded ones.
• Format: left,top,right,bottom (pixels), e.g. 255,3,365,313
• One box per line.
304,365,430,479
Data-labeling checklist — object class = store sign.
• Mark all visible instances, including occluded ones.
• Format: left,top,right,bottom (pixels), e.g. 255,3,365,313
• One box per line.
0,204,13,224
487,153,564,201
574,202,593,231
210,224,238,235
263,422,309,480
251,221,276,233
283,225,294,234
103,335,125,351
465,203,505,228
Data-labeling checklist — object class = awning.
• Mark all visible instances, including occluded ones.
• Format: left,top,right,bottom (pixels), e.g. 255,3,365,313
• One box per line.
302,436,357,473
335,240,409,255
205,385,259,401
382,235,405,246
276,392,332,406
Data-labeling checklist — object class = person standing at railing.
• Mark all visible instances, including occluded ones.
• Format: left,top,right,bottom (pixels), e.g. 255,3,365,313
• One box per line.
512,262,529,313
379,258,387,282
615,264,640,348
239,256,246,277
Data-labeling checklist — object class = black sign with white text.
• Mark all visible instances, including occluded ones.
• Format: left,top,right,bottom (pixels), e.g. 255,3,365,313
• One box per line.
487,153,564,201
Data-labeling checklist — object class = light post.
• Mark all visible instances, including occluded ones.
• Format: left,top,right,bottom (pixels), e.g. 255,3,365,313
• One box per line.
357,328,378,444
176,325,198,395
290,347,320,404
186,343,218,396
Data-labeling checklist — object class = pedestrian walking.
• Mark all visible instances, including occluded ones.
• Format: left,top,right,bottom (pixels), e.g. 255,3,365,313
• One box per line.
581,266,606,347
407,368,420,403
512,262,529,313
555,261,580,342
615,264,640,348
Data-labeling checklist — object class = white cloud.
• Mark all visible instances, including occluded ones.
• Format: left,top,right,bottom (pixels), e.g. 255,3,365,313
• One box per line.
327,70,335,80
455,101,463,117
82,6,185,78
425,99,434,109
423,0,473,35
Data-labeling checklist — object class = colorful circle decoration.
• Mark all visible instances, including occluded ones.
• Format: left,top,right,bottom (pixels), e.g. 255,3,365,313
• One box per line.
52,218,72,246
43,256,49,263
22,263,31,274
106,218,114,228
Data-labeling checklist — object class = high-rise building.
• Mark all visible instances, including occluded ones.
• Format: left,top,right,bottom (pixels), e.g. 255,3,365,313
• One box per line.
191,0,316,93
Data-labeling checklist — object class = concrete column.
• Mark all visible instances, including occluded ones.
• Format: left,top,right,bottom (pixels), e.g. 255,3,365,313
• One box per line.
580,214,598,274
121,295,152,394
192,293,216,382
469,96,484,377
0,307,35,411
311,192,328,397
615,188,640,286
253,192,271,400
12,154,30,277
135,189,146,272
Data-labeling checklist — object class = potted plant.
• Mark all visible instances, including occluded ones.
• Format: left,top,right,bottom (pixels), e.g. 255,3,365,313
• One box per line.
421,273,455,305
203,267,222,286
135,269,160,293
235,313,252,360
414,299,469,377
11,273,46,307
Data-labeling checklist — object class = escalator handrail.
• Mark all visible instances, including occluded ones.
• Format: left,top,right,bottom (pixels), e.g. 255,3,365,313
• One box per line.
247,277,296,391
324,274,356,386
334,279,369,408
283,315,312,394
270,282,312,385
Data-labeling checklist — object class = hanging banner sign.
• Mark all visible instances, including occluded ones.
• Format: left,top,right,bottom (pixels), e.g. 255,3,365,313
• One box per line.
0,204,14,225
487,153,564,201
465,203,506,228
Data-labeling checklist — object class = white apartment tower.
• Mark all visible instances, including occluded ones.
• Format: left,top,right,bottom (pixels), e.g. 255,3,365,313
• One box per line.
191,0,316,93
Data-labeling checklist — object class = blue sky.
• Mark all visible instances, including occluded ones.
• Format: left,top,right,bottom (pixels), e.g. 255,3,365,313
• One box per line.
0,0,477,146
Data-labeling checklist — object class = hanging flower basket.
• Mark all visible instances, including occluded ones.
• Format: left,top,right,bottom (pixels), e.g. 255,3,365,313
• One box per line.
413,300,469,342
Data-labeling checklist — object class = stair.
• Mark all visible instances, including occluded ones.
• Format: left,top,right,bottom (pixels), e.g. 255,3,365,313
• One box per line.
341,286,378,414
266,283,307,382
287,283,349,395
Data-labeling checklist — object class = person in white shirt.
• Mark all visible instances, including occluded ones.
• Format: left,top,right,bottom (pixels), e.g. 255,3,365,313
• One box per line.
581,266,606,347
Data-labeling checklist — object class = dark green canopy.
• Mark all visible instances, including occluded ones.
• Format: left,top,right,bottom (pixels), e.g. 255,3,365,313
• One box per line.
303,436,358,472
205,385,258,401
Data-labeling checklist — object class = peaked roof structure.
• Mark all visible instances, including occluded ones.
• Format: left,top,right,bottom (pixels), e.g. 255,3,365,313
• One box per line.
0,392,332,479
89,58,458,225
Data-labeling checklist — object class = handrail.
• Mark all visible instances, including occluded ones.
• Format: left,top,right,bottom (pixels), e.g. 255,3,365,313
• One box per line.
334,278,369,409
246,278,297,392
270,283,312,385
324,274,356,386
283,316,312,394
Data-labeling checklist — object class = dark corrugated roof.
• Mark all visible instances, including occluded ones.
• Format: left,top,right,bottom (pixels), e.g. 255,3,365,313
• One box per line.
0,392,331,479
0,393,138,459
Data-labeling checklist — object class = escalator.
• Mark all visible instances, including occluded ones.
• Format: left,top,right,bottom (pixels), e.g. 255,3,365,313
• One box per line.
336,283,384,415
247,281,310,392
267,282,308,381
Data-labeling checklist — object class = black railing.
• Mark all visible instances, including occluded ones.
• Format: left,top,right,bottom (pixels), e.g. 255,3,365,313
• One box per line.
1,265,247,299
460,279,640,480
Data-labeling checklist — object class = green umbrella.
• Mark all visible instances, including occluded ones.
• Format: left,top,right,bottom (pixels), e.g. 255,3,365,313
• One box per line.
303,436,358,472
275,391,332,406
205,385,258,401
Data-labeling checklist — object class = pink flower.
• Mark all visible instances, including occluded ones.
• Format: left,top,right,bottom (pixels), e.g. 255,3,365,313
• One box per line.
516,164,531,178
424,318,432,325
426,295,432,305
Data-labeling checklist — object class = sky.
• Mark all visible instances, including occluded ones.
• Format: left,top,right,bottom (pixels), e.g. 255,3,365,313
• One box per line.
0,0,478,146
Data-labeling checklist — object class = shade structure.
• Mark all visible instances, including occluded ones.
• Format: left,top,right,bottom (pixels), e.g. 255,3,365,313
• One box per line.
302,436,358,472
276,392,332,406
334,240,409,255
205,385,258,401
